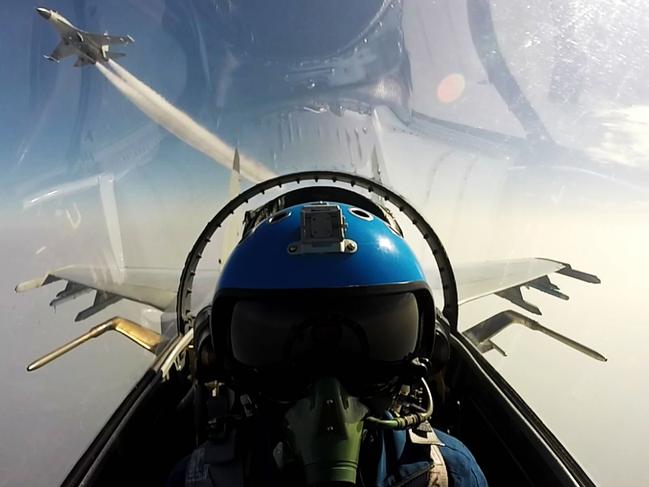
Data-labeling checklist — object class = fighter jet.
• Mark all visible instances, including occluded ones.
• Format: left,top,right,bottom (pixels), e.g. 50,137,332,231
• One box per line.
35,7,134,67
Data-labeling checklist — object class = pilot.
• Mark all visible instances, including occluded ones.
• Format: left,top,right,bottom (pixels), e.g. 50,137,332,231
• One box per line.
167,198,487,487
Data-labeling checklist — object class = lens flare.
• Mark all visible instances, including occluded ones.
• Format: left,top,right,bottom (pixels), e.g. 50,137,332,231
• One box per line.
436,73,466,104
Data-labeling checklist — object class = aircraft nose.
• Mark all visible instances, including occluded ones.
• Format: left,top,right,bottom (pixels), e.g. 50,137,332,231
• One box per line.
35,7,51,20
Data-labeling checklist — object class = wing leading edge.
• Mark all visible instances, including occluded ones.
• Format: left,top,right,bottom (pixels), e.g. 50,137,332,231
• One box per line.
16,266,180,321
455,258,599,313
16,265,220,322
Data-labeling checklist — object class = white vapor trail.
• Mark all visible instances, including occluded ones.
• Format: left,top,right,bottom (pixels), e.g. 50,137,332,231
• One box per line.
95,61,275,183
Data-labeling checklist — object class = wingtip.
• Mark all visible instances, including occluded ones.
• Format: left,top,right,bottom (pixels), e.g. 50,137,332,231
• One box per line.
15,278,42,293
16,274,61,292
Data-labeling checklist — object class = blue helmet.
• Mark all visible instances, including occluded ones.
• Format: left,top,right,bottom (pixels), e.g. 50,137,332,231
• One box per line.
217,202,427,290
211,197,438,400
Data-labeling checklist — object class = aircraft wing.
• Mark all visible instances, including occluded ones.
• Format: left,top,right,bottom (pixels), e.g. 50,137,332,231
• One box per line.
16,265,220,321
46,41,76,61
16,266,181,321
85,33,134,45
455,258,600,313
454,258,605,360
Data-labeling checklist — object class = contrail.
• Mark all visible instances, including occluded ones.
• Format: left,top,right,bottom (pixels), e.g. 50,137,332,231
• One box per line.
95,61,275,182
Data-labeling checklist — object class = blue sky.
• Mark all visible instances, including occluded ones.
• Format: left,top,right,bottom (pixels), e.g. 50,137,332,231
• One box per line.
0,0,234,212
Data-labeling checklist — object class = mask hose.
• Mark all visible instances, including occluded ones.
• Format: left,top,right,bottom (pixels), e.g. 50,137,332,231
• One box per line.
364,377,433,430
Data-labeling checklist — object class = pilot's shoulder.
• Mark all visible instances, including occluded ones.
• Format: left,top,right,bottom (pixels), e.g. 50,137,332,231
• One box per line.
433,429,488,487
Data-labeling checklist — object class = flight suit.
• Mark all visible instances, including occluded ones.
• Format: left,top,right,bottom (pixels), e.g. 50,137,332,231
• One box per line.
166,421,487,487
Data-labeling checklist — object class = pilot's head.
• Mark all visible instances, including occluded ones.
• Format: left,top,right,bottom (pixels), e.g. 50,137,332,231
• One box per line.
210,194,440,485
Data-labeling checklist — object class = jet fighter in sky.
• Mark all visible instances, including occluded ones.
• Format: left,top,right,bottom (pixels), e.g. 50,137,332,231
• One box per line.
35,7,134,67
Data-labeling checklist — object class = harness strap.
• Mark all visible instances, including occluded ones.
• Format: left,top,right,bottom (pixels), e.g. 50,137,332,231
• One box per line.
426,443,448,487
408,425,449,487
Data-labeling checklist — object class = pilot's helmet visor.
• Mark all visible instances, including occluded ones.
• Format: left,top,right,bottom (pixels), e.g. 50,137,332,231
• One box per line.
230,292,420,369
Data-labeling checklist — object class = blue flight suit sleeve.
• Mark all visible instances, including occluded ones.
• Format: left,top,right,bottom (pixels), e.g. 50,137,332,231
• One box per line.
435,429,488,487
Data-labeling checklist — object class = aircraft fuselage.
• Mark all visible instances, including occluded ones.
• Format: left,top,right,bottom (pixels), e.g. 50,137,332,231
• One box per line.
36,7,133,66
37,8,105,63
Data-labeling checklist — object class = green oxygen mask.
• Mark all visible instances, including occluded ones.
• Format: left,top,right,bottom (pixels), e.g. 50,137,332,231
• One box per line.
283,376,369,485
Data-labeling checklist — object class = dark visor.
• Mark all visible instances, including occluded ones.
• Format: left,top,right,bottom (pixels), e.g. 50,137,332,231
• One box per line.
230,292,420,368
